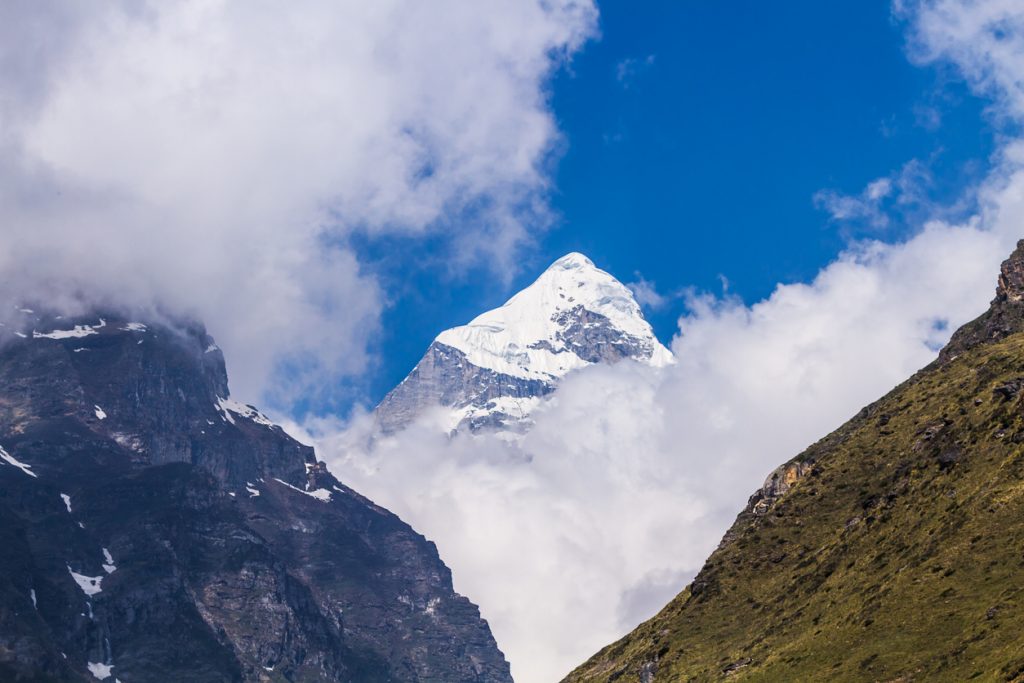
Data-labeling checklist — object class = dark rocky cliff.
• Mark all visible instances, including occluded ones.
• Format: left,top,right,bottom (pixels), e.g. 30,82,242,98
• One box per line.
0,310,511,682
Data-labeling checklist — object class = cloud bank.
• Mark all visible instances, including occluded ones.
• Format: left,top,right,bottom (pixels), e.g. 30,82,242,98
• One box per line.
316,2,1024,681
0,0,598,405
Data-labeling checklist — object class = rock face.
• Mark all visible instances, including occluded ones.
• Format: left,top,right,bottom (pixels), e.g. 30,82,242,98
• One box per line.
749,461,814,516
0,310,511,682
376,253,673,434
940,238,1024,362
564,241,1024,682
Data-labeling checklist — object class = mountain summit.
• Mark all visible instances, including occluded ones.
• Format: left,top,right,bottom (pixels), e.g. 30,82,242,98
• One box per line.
376,253,673,433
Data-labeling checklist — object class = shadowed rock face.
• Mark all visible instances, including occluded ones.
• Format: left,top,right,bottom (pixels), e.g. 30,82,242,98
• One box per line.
0,310,511,683
375,341,554,434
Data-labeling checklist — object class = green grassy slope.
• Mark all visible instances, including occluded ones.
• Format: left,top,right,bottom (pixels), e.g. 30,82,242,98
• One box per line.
565,245,1024,683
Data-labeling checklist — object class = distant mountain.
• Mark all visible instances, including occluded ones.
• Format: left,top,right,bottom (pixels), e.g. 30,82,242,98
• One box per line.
564,242,1024,682
376,252,673,434
0,310,511,682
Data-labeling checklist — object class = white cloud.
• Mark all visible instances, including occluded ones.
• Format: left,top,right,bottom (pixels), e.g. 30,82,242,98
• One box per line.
814,159,934,229
867,177,895,200
615,54,656,88
899,0,1024,123
626,275,672,310
314,2,1024,681
0,0,598,405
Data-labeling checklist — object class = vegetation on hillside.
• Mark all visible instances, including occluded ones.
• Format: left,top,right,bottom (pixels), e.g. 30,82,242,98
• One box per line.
566,305,1024,682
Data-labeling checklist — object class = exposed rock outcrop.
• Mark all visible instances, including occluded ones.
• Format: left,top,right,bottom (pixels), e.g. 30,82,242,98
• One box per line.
940,238,1024,362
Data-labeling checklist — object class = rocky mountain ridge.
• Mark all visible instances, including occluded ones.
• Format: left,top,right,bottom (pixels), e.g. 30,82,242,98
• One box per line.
0,309,511,682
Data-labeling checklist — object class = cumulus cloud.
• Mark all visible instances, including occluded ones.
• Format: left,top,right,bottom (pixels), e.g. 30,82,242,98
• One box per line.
814,159,936,230
626,275,674,310
313,2,1024,681
0,0,598,405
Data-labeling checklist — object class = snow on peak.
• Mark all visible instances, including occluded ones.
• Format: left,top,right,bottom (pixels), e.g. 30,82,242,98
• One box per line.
434,252,673,380
550,251,595,270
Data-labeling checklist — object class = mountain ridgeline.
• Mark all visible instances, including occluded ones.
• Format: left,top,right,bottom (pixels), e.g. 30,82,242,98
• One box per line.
564,242,1024,681
0,311,511,682
375,252,673,434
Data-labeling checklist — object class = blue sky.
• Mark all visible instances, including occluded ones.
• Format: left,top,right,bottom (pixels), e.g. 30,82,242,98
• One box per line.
357,0,994,409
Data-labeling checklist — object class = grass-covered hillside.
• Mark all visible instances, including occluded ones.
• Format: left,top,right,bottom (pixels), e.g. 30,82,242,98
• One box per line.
565,242,1024,683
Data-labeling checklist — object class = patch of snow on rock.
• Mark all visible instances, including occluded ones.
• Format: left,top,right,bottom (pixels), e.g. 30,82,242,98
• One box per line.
33,319,106,340
216,396,275,427
67,566,103,596
273,478,332,502
94,405,107,420
111,432,144,453
61,493,72,513
87,662,114,680
102,548,117,574
0,446,37,478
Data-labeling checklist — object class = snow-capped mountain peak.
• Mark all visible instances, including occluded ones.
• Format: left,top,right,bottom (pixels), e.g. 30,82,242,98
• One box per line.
376,252,673,434
434,252,673,382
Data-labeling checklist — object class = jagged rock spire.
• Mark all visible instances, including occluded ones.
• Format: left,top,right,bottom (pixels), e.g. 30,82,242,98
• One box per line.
940,239,1024,362
995,239,1024,303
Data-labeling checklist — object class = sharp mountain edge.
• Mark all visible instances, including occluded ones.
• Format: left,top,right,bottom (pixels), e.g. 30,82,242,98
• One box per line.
564,242,1024,682
375,252,673,434
0,310,511,682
